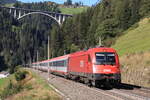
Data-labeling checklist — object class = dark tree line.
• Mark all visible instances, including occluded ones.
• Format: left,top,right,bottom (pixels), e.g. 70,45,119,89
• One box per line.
14,1,60,13
64,0,72,6
64,0,83,7
0,8,19,72
0,2,60,72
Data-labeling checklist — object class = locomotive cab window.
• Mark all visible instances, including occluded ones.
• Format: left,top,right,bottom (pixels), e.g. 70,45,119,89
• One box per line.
95,52,116,65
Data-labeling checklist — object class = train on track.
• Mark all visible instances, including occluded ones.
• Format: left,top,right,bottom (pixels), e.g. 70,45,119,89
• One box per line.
31,47,121,87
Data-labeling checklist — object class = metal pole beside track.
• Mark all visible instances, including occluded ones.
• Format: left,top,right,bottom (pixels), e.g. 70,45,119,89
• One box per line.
48,36,50,79
99,36,102,46
37,50,39,71
48,36,50,60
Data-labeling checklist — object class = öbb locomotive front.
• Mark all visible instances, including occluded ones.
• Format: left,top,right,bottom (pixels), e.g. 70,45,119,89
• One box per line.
32,47,121,87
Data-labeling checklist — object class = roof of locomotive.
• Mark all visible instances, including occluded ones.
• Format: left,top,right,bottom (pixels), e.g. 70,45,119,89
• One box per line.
87,47,117,52
69,47,117,56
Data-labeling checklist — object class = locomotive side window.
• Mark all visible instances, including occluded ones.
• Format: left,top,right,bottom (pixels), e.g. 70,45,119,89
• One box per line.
95,52,116,65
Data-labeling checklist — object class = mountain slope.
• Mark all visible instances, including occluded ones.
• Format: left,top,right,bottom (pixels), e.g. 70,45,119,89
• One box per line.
112,18,150,87
112,18,150,56
59,7,88,14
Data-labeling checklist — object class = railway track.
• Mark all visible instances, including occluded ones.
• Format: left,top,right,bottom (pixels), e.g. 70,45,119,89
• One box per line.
140,87,150,93
107,89,149,100
114,83,150,99
32,69,150,100
74,81,150,100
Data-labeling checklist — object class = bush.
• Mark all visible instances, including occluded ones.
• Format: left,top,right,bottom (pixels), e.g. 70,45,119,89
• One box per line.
0,80,23,99
0,69,29,99
15,70,28,81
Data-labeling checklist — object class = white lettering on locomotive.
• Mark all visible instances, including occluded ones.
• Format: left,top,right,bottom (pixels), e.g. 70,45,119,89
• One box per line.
80,60,84,67
103,69,111,72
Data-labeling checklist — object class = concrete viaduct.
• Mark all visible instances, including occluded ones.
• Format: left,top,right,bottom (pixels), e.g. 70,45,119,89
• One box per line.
0,6,73,25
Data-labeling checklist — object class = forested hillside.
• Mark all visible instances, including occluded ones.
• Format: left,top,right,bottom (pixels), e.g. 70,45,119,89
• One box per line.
0,2,60,72
55,0,150,55
0,0,150,73
112,18,150,87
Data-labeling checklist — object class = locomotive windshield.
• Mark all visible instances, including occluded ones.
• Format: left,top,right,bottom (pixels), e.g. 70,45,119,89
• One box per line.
95,52,116,65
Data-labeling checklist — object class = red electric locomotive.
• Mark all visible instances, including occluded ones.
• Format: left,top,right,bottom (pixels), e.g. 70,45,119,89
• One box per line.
32,47,121,87
68,47,121,87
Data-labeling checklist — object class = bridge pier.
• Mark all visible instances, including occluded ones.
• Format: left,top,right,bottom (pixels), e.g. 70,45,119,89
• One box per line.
14,10,16,18
9,8,12,14
58,15,61,25
19,10,21,18
54,14,57,20
62,15,66,23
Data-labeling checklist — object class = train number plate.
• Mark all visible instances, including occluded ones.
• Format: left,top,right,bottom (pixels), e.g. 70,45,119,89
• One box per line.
103,69,111,72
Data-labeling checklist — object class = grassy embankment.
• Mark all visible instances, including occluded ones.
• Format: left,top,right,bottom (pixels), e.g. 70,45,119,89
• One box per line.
59,7,88,14
112,18,150,87
0,68,61,100
4,3,14,7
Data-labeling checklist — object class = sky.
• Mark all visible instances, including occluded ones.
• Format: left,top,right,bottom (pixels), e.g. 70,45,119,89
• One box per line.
18,0,100,6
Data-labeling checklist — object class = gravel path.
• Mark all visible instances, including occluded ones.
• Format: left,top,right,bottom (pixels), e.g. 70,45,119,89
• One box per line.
31,69,150,100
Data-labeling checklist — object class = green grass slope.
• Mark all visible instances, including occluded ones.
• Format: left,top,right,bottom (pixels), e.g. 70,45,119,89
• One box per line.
4,3,14,7
0,69,61,100
112,18,150,87
112,18,150,56
59,7,88,14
